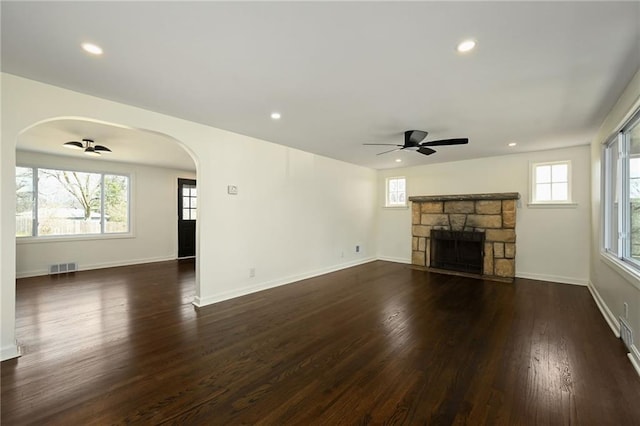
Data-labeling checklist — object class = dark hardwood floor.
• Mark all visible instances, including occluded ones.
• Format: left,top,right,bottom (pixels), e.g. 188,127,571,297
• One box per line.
2,260,640,425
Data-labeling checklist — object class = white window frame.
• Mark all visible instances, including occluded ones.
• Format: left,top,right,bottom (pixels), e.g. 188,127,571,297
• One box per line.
602,108,640,276
603,134,623,257
529,160,575,207
385,176,407,208
16,165,132,241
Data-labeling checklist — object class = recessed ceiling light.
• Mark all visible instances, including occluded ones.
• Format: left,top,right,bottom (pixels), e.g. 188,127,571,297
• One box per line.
508,142,517,147
395,158,402,163
456,39,476,53
270,112,281,120
81,42,103,55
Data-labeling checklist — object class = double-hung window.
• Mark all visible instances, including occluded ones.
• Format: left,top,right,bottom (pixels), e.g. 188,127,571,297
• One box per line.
603,109,640,265
16,166,130,238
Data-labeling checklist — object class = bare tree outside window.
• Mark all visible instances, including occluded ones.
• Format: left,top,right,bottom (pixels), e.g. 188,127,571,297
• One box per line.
38,169,102,235
16,166,129,237
15,167,34,237
104,175,128,233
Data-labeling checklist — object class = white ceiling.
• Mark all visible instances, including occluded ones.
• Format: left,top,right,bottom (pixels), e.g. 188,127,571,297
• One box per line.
2,1,639,170
18,118,196,171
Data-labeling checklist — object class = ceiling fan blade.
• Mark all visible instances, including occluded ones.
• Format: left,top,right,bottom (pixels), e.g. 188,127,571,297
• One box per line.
405,130,428,145
417,147,436,156
63,141,83,150
94,145,112,153
420,138,469,147
363,143,403,146
377,147,403,155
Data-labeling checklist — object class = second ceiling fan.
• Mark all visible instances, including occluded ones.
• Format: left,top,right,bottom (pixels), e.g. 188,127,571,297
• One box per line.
364,130,468,156
63,138,112,156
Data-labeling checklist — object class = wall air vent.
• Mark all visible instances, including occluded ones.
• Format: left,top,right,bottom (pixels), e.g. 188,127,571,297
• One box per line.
49,262,78,275
620,317,633,351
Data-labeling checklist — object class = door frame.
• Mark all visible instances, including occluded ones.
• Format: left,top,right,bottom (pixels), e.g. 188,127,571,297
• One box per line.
177,178,197,258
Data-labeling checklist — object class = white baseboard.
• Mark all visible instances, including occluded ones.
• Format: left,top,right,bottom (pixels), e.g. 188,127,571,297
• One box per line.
1,342,21,361
628,344,640,377
193,257,377,308
16,255,176,278
516,272,588,286
587,281,621,338
376,256,411,264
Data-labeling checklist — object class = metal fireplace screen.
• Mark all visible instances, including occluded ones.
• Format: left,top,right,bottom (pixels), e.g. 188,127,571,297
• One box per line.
430,230,485,274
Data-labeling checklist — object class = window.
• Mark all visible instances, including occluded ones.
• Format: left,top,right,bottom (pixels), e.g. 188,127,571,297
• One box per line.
530,161,572,204
16,166,130,238
181,182,197,220
386,177,406,207
603,109,640,265
16,167,34,237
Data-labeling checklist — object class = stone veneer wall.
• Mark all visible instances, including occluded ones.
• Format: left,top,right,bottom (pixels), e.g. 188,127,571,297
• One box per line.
409,193,520,282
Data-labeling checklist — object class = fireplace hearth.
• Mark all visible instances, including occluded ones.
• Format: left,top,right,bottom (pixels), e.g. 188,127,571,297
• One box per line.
430,230,485,274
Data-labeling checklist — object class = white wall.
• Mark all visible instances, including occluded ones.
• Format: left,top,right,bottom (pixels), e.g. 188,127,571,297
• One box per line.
195,139,378,305
589,68,640,371
377,145,591,285
1,73,378,360
15,150,195,278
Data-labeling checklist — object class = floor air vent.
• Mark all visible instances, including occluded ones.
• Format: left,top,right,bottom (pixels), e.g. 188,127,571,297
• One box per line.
49,262,78,275
620,317,633,351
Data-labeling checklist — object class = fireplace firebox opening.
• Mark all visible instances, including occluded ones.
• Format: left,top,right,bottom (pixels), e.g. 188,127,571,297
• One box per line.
430,230,485,274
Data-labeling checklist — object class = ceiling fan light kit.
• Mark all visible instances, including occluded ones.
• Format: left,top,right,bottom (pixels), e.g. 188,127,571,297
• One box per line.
84,147,101,157
63,138,112,156
364,130,469,157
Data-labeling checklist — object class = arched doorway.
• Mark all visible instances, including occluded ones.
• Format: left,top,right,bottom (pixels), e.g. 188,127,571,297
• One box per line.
16,116,198,268
13,117,200,323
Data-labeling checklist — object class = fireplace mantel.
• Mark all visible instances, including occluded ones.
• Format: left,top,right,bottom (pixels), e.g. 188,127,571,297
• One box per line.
410,192,520,282
409,192,520,202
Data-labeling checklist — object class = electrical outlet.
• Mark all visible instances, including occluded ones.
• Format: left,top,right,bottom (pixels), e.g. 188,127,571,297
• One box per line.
249,267,255,278
624,302,629,319
356,245,360,253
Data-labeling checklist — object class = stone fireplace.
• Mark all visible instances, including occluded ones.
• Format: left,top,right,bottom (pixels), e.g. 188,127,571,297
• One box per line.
409,193,520,282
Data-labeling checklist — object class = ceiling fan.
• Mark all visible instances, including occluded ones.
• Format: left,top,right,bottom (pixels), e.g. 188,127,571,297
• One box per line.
63,138,112,156
364,130,468,156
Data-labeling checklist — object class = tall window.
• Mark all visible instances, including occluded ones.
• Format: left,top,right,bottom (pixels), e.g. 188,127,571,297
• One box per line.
386,177,406,207
16,166,130,237
605,136,621,255
604,109,640,265
531,161,571,203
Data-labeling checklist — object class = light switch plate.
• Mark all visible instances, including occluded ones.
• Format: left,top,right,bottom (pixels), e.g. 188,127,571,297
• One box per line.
227,185,238,195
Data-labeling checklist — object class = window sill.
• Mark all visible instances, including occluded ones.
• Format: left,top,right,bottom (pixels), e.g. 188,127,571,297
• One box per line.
17,233,134,244
600,251,640,291
527,202,578,209
383,205,409,210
